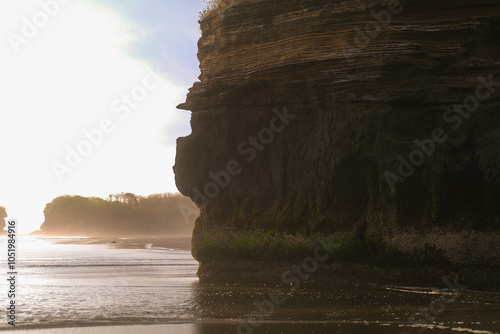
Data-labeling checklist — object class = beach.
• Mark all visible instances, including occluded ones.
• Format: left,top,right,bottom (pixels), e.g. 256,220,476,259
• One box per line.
1,236,499,334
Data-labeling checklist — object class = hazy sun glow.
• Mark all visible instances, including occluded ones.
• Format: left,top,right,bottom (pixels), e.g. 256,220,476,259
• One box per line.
0,1,198,233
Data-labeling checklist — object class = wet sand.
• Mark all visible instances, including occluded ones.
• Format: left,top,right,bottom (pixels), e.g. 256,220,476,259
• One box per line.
5,236,499,334
4,324,197,334
6,322,500,334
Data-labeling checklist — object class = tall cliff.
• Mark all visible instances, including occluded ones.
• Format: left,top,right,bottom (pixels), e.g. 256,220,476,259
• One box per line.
175,0,500,286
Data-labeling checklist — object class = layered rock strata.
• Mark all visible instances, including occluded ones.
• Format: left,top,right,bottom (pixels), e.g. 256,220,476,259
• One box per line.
174,0,500,286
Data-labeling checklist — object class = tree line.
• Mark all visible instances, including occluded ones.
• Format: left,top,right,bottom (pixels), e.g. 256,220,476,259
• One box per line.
40,193,198,236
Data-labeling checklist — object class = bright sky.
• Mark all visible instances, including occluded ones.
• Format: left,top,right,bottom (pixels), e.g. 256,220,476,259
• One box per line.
0,0,205,233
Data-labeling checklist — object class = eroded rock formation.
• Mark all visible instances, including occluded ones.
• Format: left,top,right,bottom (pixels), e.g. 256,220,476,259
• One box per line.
174,0,500,286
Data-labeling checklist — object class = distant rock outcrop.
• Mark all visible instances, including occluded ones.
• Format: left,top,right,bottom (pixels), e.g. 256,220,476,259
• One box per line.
174,0,500,286
39,194,197,237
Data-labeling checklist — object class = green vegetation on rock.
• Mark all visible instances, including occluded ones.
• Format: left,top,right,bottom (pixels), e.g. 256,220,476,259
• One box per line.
193,228,387,264
199,0,230,19
193,229,317,262
192,226,500,270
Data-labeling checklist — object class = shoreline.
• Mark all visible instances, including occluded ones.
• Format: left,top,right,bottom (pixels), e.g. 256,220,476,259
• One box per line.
0,320,198,332
16,234,194,252
0,323,197,333
5,235,499,289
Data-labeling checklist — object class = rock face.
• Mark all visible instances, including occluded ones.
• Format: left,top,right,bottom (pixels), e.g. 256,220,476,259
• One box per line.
174,0,500,286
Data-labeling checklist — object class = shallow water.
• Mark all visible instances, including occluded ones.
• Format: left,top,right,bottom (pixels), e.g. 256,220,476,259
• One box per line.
0,236,498,333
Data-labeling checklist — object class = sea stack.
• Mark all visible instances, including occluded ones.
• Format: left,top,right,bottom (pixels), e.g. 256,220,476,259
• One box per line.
174,0,500,287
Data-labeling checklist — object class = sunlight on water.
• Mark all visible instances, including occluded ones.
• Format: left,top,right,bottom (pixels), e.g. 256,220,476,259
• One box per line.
0,236,199,329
